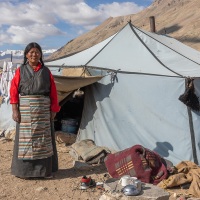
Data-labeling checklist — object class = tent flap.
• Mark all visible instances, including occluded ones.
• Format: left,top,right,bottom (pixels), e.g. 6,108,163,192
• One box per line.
54,74,103,102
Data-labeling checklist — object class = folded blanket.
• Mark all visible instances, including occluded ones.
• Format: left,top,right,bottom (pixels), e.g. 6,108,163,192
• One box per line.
104,144,169,184
70,139,111,164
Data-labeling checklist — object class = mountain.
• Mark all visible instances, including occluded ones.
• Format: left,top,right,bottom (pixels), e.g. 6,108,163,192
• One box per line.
48,0,200,61
0,49,57,66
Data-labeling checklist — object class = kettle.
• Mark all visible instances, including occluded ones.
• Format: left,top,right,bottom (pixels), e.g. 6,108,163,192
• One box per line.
121,185,140,196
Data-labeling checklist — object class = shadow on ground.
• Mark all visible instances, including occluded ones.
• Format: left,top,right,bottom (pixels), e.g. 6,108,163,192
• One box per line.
54,164,108,180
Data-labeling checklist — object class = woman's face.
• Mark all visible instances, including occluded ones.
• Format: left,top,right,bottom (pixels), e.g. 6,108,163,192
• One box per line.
26,47,41,65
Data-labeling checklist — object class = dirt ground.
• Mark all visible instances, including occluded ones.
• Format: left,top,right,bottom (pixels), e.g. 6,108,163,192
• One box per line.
0,139,193,200
0,139,108,200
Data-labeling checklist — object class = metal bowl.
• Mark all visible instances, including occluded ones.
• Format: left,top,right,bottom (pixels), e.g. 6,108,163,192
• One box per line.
121,185,140,196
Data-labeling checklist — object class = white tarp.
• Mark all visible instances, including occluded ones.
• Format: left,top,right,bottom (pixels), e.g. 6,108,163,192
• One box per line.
46,23,200,77
45,34,116,67
78,74,196,164
46,22,200,165
0,102,15,131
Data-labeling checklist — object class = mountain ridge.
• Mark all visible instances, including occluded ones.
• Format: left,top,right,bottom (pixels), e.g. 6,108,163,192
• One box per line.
0,49,57,66
48,0,200,61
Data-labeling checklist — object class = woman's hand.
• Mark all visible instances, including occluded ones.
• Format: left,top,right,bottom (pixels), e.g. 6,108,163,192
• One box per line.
51,111,57,121
12,104,21,123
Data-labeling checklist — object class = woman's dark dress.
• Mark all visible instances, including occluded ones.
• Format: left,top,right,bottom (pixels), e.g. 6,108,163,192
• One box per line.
11,123,58,178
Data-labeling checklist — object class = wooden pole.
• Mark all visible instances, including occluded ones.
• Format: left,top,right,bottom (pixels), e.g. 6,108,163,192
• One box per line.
11,51,12,62
149,16,156,33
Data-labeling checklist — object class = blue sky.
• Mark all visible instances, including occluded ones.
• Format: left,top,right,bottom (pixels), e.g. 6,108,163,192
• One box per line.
0,0,153,51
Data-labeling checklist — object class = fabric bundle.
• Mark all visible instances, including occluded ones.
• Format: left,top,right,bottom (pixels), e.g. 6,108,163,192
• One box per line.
70,139,111,164
179,78,200,111
104,144,169,185
0,61,15,103
158,161,200,198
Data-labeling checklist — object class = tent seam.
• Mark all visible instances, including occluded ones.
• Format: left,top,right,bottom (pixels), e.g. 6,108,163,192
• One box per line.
133,25,200,67
129,22,184,78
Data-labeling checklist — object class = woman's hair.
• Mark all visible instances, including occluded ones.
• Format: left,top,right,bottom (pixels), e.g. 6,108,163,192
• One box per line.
23,42,44,66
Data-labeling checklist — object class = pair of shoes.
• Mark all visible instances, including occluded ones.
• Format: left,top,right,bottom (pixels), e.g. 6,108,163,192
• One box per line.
80,176,96,190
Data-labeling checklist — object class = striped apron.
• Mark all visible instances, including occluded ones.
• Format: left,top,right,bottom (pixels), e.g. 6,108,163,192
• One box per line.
18,95,53,160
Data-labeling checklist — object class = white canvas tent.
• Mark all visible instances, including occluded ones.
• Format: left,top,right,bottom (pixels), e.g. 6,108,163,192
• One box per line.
45,22,200,165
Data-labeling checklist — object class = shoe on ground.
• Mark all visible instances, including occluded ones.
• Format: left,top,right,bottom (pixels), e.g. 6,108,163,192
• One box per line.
80,176,96,190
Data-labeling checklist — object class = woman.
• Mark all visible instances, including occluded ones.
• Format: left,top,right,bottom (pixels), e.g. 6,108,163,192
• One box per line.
10,42,60,179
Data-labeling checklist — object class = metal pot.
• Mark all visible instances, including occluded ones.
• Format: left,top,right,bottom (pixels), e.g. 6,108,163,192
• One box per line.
121,185,140,196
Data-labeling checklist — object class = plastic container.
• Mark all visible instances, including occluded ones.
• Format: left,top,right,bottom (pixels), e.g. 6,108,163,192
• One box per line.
61,118,79,134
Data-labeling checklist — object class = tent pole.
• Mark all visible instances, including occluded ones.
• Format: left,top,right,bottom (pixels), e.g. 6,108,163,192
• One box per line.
149,16,156,33
186,79,198,164
187,107,198,164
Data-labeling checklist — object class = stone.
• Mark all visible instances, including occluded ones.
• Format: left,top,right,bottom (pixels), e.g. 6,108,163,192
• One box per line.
100,178,169,200
35,187,48,192
73,160,93,170
55,131,76,145
4,127,15,141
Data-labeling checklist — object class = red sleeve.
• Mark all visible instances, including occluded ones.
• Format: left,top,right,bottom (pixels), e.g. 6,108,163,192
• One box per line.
10,68,20,104
49,71,60,112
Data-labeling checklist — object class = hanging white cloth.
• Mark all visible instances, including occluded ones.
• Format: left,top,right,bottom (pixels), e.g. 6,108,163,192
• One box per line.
0,61,15,103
